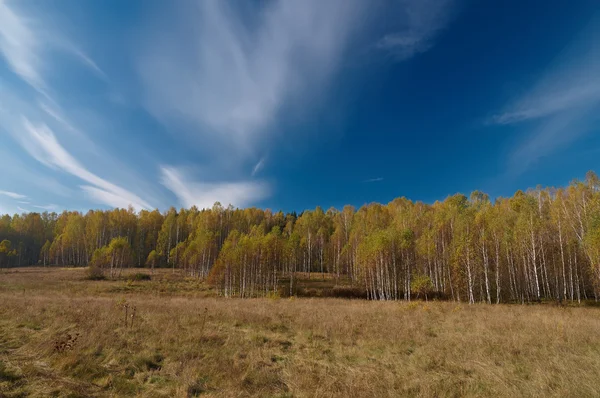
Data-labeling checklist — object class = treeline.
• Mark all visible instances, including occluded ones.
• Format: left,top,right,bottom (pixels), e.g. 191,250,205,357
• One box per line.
1,172,600,303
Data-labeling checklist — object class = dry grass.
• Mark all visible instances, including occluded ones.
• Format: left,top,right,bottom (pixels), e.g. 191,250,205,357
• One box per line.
1,268,600,397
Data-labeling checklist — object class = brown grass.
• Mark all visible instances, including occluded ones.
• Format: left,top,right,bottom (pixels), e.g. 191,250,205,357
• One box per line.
1,267,600,397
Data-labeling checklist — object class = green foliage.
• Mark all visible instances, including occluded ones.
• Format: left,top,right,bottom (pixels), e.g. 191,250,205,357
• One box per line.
146,250,158,268
85,265,106,280
0,239,17,268
90,247,110,268
2,170,600,303
0,239,12,253
411,275,435,300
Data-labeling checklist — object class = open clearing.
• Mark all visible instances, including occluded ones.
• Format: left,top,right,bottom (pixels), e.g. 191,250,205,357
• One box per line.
1,268,600,397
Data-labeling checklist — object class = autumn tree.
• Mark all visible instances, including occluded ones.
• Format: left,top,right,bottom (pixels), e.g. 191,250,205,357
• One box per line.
2,170,600,303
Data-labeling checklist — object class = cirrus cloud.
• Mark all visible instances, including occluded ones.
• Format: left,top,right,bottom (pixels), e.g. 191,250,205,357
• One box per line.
160,166,269,210
20,119,152,211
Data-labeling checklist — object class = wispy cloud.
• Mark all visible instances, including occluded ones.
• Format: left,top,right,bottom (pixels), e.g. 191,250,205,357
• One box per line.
252,157,266,177
376,0,455,61
0,0,155,211
490,54,600,126
508,106,596,173
0,0,106,94
0,191,56,213
160,166,269,210
32,204,58,211
67,47,108,81
0,190,27,199
492,20,600,173
363,177,384,183
21,119,152,210
0,0,44,91
0,142,74,198
491,18,600,126
491,83,600,125
139,0,365,153
80,186,147,211
38,101,79,135
138,0,376,208
2,0,464,212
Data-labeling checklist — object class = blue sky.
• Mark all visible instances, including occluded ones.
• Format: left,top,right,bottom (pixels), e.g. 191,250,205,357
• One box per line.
0,0,599,214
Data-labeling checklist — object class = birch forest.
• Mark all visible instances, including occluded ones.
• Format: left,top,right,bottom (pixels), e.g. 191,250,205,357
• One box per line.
2,171,600,303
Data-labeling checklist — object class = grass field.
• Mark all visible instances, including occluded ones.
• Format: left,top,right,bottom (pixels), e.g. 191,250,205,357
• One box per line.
2,268,600,397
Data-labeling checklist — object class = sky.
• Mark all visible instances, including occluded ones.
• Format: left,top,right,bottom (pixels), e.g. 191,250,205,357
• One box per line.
0,0,599,215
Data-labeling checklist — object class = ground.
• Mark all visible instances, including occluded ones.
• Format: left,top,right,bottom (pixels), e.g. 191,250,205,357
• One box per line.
1,267,600,397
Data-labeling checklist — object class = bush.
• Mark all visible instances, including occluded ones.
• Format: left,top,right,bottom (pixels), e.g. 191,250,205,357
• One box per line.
85,266,106,280
411,274,434,300
328,286,368,299
128,273,151,281
290,286,368,299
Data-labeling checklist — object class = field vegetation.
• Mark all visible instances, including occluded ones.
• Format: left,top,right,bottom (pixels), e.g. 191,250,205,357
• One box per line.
2,267,600,397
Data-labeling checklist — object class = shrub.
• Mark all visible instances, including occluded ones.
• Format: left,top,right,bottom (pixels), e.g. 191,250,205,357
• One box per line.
292,286,368,299
328,286,368,299
128,273,151,281
85,266,106,280
411,274,434,301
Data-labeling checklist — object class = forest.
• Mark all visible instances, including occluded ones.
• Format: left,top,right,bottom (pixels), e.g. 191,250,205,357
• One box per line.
2,171,600,303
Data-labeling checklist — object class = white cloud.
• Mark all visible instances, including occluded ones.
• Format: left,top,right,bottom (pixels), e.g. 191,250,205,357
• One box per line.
32,204,58,211
0,0,106,94
363,177,384,183
0,143,74,198
0,1,155,211
376,0,455,60
136,1,461,208
0,0,43,91
252,157,266,177
508,106,595,173
0,190,27,199
492,21,600,173
0,2,160,212
139,0,365,152
80,186,145,211
21,119,152,211
2,1,463,212
0,190,58,213
39,101,79,135
67,47,108,81
491,83,600,125
491,21,600,125
491,61,600,125
160,166,269,210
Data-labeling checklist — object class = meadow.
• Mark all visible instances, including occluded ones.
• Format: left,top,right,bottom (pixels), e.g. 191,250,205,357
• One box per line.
2,267,600,397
